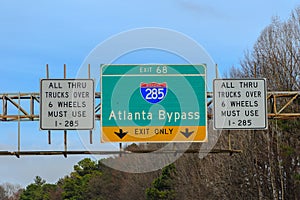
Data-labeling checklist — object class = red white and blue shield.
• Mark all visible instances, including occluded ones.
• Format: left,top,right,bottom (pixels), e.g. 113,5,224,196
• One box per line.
140,82,167,104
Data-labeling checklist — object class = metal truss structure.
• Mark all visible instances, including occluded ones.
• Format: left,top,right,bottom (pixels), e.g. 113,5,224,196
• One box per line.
0,92,101,122
0,91,299,157
1,91,299,122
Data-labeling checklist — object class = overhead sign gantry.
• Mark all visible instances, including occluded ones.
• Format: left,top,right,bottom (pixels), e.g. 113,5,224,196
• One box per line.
2,65,300,157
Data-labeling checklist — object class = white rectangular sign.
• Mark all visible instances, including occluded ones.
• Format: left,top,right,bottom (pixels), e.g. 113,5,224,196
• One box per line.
40,79,94,130
213,79,267,130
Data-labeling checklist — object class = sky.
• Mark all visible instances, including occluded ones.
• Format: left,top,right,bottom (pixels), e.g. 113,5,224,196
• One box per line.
0,0,299,187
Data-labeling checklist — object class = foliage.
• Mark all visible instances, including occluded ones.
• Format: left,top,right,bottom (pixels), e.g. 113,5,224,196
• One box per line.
19,159,102,200
146,164,176,200
20,176,57,200
61,158,102,200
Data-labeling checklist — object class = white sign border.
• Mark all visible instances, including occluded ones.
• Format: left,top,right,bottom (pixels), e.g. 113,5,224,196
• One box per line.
213,78,268,130
40,79,95,130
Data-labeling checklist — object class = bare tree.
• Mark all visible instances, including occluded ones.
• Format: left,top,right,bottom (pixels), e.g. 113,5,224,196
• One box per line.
0,185,6,200
230,6,300,200
240,8,300,90
0,183,22,200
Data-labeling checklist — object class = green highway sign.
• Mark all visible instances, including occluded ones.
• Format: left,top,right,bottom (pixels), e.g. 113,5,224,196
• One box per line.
101,64,207,142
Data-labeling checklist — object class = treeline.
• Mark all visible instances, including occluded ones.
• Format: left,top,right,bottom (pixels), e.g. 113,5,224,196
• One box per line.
17,127,300,200
2,124,298,200
17,154,176,200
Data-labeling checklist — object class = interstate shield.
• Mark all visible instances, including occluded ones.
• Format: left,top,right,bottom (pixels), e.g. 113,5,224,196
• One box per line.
140,82,167,104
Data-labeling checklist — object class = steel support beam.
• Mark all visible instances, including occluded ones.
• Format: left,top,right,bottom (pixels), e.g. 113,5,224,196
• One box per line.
0,149,242,157
0,91,299,121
